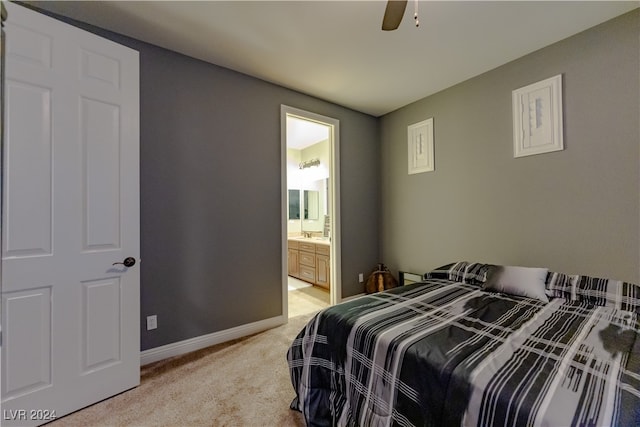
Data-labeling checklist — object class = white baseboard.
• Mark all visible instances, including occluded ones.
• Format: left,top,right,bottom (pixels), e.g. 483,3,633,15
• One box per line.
140,315,286,366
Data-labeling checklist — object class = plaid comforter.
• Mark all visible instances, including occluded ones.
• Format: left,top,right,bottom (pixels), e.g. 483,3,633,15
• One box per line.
287,279,640,426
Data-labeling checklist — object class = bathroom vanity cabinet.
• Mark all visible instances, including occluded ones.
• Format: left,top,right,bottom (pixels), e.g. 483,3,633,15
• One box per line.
287,240,300,277
288,238,330,289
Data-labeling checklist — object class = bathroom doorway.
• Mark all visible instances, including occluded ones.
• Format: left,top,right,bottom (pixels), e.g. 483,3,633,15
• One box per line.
281,105,341,319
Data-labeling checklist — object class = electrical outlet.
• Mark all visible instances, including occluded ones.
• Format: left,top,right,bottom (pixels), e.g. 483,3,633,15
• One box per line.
358,273,364,283
147,315,157,330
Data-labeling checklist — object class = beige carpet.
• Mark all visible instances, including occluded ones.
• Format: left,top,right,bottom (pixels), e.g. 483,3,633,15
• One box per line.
47,287,329,427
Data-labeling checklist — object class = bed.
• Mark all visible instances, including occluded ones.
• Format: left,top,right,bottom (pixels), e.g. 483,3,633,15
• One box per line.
287,262,640,426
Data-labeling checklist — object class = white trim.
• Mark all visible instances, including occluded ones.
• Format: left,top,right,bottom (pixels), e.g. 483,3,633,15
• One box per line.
140,315,286,366
280,108,289,320
281,105,342,309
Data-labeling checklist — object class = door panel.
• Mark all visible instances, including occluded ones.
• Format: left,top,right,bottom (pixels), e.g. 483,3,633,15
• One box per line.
6,22,52,69
1,287,52,398
4,81,52,257
82,278,121,372
82,97,121,250
1,4,140,425
80,48,120,89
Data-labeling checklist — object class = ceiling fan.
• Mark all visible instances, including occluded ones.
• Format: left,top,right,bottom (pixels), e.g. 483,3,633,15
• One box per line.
382,0,419,31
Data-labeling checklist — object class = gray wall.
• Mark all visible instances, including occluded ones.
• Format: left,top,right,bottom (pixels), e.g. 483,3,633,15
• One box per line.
380,10,639,283
33,6,380,351
137,48,379,349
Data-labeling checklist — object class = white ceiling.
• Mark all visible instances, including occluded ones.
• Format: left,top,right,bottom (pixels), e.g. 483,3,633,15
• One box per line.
287,116,330,149
28,1,638,117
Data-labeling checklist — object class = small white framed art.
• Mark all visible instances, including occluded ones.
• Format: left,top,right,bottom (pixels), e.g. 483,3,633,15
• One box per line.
408,118,434,174
512,74,564,158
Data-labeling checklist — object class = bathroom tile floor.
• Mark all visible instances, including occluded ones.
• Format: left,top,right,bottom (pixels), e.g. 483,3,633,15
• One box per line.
288,277,329,318
288,276,312,291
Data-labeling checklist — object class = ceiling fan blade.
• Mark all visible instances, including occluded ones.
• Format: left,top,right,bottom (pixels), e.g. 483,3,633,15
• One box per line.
382,0,408,31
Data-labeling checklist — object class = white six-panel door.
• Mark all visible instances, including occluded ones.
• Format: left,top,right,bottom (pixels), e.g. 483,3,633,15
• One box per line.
1,4,140,425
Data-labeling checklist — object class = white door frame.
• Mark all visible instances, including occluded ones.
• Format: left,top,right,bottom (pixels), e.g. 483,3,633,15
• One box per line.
281,105,341,317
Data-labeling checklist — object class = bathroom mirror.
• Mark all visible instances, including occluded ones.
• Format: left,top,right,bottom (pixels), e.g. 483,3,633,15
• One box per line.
289,180,328,232
301,179,328,233
304,190,319,220
288,189,300,219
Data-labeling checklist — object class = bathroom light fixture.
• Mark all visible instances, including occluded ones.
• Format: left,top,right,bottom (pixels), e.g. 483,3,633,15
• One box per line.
299,158,320,169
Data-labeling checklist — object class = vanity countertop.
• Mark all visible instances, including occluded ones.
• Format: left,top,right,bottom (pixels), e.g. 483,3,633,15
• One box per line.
288,236,330,246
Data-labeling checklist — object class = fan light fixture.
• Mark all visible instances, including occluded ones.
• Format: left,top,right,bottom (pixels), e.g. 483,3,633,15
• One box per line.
382,0,420,31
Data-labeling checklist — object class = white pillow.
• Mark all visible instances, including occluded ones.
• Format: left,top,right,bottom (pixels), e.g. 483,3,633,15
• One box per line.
483,266,549,303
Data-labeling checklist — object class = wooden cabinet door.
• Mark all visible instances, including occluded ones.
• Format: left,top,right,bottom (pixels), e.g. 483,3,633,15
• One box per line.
316,254,330,289
288,248,299,277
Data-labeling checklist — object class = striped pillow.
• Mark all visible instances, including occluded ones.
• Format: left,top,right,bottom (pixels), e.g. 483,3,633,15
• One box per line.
544,271,577,301
573,275,640,313
425,262,493,285
424,262,461,280
464,262,494,285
